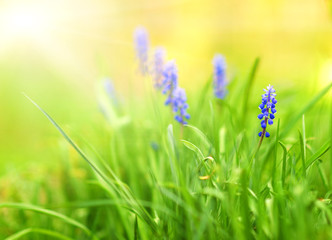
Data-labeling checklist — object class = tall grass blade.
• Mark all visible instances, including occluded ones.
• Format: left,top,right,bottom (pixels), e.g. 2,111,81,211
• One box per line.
298,131,306,178
304,141,331,170
242,57,260,119
24,94,158,235
134,215,139,240
279,141,287,187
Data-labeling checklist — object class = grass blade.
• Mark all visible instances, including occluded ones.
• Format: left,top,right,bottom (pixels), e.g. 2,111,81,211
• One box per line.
181,139,204,160
272,118,280,187
242,57,260,118
298,130,306,178
279,141,287,187
304,141,331,170
24,94,159,235
134,215,139,240
0,203,94,238
5,228,74,240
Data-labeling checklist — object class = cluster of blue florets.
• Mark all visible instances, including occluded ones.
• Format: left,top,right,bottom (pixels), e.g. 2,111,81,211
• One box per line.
161,60,190,124
134,27,149,75
152,47,166,89
171,87,190,124
257,85,277,137
162,60,178,101
104,78,118,105
212,54,228,99
133,26,190,125
133,27,279,133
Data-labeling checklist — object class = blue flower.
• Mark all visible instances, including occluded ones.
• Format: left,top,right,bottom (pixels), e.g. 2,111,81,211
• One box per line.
104,78,118,105
162,60,178,105
134,26,149,75
212,54,228,99
258,85,277,138
172,87,190,124
152,47,166,89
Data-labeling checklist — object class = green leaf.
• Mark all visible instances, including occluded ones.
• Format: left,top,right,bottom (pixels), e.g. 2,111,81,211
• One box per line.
185,124,211,149
279,141,287,187
305,141,331,170
181,139,204,160
298,130,306,178
242,57,260,119
5,228,74,240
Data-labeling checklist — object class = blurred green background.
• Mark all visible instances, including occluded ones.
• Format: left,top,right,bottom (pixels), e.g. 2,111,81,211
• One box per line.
0,0,331,180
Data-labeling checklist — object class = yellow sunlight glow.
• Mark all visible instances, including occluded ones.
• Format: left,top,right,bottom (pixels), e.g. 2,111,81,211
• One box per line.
320,60,332,88
0,1,100,79
0,4,54,40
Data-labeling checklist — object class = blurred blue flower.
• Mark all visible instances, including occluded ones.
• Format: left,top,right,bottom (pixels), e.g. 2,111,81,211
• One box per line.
258,84,277,138
162,60,178,105
134,26,149,75
150,141,159,151
104,78,118,105
152,47,166,89
172,87,190,124
212,54,228,99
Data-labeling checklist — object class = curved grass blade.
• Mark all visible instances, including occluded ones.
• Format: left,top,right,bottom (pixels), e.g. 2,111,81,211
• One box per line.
5,228,74,240
242,57,260,120
0,203,94,238
184,124,211,149
316,160,329,191
181,139,204,160
24,94,159,235
23,94,111,187
304,141,331,170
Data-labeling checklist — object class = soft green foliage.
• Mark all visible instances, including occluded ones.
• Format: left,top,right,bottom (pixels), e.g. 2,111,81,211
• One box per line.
0,67,331,239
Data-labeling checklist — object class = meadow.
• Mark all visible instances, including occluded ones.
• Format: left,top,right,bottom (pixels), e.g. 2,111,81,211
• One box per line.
1,1,332,240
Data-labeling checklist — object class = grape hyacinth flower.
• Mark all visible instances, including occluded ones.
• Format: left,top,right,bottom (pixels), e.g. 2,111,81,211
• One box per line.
134,26,149,75
257,84,277,139
162,60,178,106
212,54,227,99
152,47,166,89
104,78,118,105
172,87,190,125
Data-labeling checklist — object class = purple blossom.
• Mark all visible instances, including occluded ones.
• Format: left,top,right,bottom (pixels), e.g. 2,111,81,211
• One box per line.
258,85,277,138
104,78,118,105
172,87,190,125
134,26,149,75
212,54,228,99
162,60,178,105
152,47,166,89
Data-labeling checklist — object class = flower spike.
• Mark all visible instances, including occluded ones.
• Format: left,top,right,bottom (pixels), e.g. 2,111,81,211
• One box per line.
257,84,277,139
134,26,149,75
152,47,166,89
172,87,190,125
212,54,228,99
162,60,178,106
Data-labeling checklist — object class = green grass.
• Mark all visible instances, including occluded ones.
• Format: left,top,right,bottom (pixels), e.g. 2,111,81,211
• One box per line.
0,66,331,239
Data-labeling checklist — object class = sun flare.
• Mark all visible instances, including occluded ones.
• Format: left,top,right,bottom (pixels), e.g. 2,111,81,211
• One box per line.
0,4,54,41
